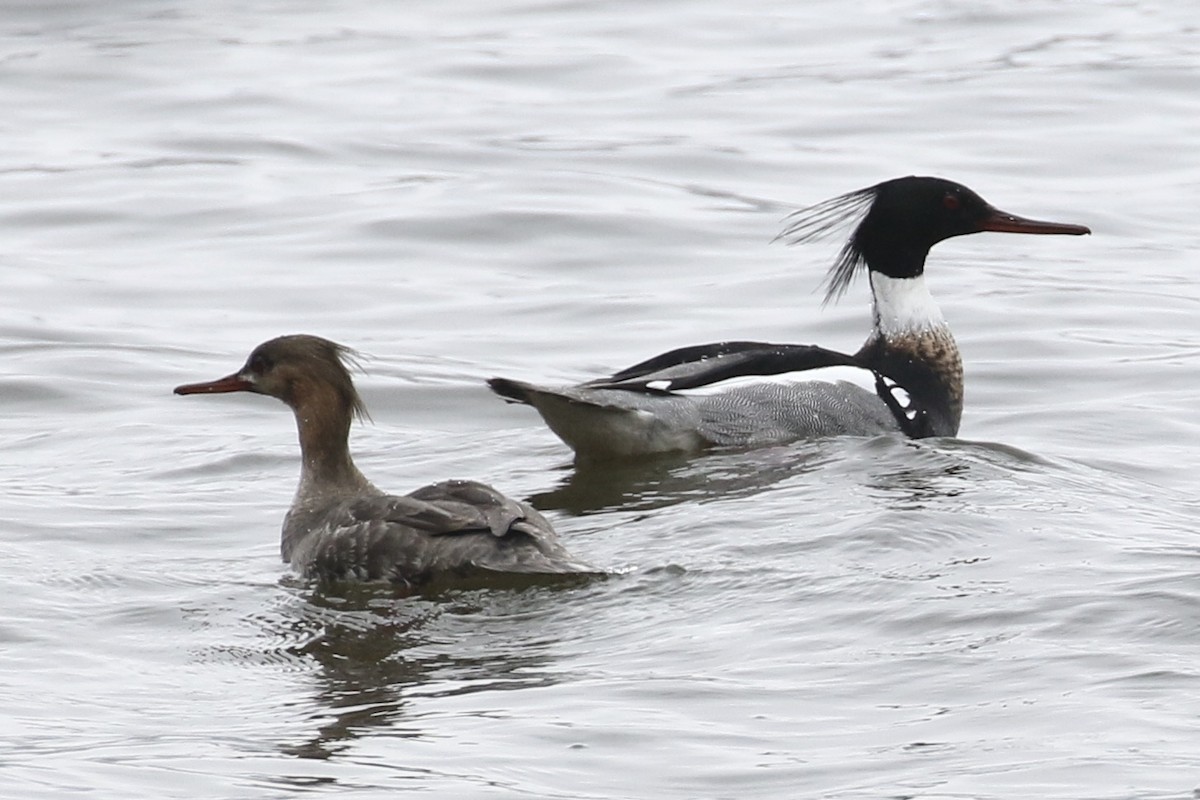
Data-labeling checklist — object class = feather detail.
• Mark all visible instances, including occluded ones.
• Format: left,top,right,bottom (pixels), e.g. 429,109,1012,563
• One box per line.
775,182,879,306
327,341,372,424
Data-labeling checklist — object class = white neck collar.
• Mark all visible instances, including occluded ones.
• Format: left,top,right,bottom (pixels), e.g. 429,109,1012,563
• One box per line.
869,272,946,337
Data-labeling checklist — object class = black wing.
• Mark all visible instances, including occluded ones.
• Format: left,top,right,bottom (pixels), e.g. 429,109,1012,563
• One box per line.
584,341,863,393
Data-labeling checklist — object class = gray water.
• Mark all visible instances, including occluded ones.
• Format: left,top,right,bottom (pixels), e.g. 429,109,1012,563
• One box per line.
2,1,1198,798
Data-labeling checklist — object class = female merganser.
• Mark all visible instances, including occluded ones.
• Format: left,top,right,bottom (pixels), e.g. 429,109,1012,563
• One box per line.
489,176,1090,461
175,335,595,586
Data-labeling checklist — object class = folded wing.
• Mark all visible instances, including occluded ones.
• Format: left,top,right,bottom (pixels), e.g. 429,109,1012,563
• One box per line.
587,341,864,393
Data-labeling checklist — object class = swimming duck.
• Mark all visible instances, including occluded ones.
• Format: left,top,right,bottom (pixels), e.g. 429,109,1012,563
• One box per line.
489,176,1090,460
175,335,595,586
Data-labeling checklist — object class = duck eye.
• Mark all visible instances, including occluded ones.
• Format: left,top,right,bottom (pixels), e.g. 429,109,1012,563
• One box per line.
942,193,961,211
249,354,272,375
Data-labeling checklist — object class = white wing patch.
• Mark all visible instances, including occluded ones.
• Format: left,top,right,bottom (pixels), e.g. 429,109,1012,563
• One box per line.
881,376,918,420
670,365,879,397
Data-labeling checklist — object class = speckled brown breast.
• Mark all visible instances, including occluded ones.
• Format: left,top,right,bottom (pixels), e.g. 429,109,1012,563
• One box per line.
857,326,963,438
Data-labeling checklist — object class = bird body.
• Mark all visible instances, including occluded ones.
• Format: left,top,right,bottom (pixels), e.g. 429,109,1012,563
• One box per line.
176,335,594,586
490,176,1089,461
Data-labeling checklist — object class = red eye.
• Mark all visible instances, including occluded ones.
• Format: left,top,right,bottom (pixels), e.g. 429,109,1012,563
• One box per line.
942,193,960,210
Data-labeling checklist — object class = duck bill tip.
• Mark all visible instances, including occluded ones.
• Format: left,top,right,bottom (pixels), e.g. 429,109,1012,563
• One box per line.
982,208,1091,236
174,374,253,396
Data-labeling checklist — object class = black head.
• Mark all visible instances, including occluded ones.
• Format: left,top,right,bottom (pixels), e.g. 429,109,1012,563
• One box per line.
175,334,370,422
779,175,1091,303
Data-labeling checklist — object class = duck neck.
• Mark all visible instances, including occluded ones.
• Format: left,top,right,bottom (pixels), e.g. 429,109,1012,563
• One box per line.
868,271,945,338
859,271,963,437
291,383,371,498
280,385,375,563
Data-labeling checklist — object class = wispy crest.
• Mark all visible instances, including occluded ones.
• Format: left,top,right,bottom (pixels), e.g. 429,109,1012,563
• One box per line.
775,184,878,305
329,340,372,424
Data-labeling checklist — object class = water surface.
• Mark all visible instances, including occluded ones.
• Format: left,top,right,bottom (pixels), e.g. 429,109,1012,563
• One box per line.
2,2,1198,798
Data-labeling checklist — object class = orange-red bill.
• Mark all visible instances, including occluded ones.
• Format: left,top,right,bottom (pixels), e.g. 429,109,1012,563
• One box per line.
174,373,252,395
981,207,1091,236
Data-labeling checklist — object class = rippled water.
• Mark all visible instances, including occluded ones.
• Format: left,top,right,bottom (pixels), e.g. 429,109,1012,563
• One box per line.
3,1,1198,798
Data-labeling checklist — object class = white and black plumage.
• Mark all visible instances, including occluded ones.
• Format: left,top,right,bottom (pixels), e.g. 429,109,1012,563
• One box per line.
489,176,1091,461
175,335,596,586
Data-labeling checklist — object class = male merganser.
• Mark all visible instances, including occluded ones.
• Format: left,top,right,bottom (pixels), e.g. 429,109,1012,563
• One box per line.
489,176,1090,461
175,335,595,586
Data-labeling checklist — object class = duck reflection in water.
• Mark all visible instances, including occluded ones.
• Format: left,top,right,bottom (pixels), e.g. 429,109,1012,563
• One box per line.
529,435,1042,516
268,580,581,762
529,441,836,515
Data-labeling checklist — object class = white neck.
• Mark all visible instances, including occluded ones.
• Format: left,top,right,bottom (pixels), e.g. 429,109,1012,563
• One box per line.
869,273,945,338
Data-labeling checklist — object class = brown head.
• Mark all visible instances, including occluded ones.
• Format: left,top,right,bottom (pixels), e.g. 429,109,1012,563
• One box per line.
175,335,373,492
174,334,368,421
